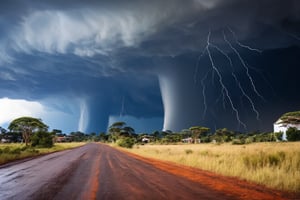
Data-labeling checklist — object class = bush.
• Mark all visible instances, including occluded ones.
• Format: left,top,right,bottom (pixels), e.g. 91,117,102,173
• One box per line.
232,139,245,145
3,147,11,153
185,149,193,154
201,136,211,143
31,131,54,148
25,147,39,154
286,127,300,141
116,137,135,148
245,137,254,144
10,147,21,154
243,151,286,169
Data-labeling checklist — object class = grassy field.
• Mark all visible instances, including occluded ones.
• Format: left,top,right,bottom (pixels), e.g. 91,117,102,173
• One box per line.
126,142,300,192
0,142,86,165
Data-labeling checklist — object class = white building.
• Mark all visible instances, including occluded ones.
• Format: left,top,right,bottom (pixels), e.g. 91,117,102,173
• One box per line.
274,119,300,133
274,118,300,141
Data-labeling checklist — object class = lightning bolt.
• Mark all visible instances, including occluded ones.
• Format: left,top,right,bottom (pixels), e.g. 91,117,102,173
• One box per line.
223,30,265,102
200,69,210,119
194,46,208,84
205,30,247,129
209,42,260,120
214,88,226,110
196,28,265,128
232,74,260,120
227,27,262,53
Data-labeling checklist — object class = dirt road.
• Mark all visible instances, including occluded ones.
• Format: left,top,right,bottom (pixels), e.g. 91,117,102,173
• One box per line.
0,143,296,200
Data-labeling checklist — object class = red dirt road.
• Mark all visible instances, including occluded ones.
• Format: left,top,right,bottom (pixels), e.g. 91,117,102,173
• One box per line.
0,143,297,200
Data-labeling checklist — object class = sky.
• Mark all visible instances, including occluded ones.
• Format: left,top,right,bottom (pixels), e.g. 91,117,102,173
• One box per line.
0,0,300,134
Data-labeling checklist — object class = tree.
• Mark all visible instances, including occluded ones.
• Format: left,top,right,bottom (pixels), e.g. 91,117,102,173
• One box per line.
108,121,126,142
8,117,48,146
121,126,135,137
31,131,54,148
180,129,192,138
52,129,62,135
110,121,126,128
214,128,234,142
189,126,210,143
108,121,136,146
150,130,160,142
99,132,108,142
70,131,86,142
0,126,7,134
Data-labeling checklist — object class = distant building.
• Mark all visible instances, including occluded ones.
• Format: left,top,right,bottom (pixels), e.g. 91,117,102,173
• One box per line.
274,111,300,140
141,135,154,143
141,137,150,143
273,119,300,133
182,137,193,143
1,138,11,143
55,136,73,142
182,137,200,143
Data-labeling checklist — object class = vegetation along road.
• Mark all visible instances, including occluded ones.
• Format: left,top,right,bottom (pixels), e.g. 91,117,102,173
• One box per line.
0,143,295,200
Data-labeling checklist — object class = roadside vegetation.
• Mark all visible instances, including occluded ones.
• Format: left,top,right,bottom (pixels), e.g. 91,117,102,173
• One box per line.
0,116,89,165
125,142,300,192
0,142,85,165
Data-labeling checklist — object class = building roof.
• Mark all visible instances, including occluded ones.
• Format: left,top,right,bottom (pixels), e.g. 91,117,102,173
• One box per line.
275,111,300,125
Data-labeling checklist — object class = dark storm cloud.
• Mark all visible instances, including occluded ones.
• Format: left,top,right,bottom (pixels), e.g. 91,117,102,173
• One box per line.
2,0,299,59
137,0,300,56
0,0,300,132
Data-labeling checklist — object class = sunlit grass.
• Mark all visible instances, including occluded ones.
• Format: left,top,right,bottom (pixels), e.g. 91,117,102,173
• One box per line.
126,142,300,192
0,142,86,165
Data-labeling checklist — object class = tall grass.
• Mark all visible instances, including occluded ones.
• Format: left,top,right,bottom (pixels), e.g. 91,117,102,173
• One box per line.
0,142,85,165
127,142,300,192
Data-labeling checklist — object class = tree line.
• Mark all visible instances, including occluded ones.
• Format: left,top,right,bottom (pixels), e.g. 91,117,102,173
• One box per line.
1,116,300,149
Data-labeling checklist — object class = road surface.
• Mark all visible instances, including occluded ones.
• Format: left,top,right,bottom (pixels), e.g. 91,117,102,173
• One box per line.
0,143,295,200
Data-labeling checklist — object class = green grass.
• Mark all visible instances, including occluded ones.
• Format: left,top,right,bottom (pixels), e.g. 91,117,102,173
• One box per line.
0,142,86,165
126,142,300,192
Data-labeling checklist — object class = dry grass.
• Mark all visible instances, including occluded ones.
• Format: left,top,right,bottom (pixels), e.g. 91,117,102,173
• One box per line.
126,142,300,192
0,142,85,165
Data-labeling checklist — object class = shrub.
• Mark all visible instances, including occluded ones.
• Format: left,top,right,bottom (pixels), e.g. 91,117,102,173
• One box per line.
10,147,21,154
3,147,10,153
286,127,300,141
185,149,193,154
245,137,254,144
243,151,286,169
160,137,170,144
117,137,135,148
201,136,211,143
232,139,245,145
31,131,54,148
25,148,39,154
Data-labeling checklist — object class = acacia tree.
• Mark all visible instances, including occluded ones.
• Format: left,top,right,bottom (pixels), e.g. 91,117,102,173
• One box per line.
108,122,135,143
121,126,135,137
214,128,234,142
108,121,125,142
189,126,210,143
8,117,48,146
